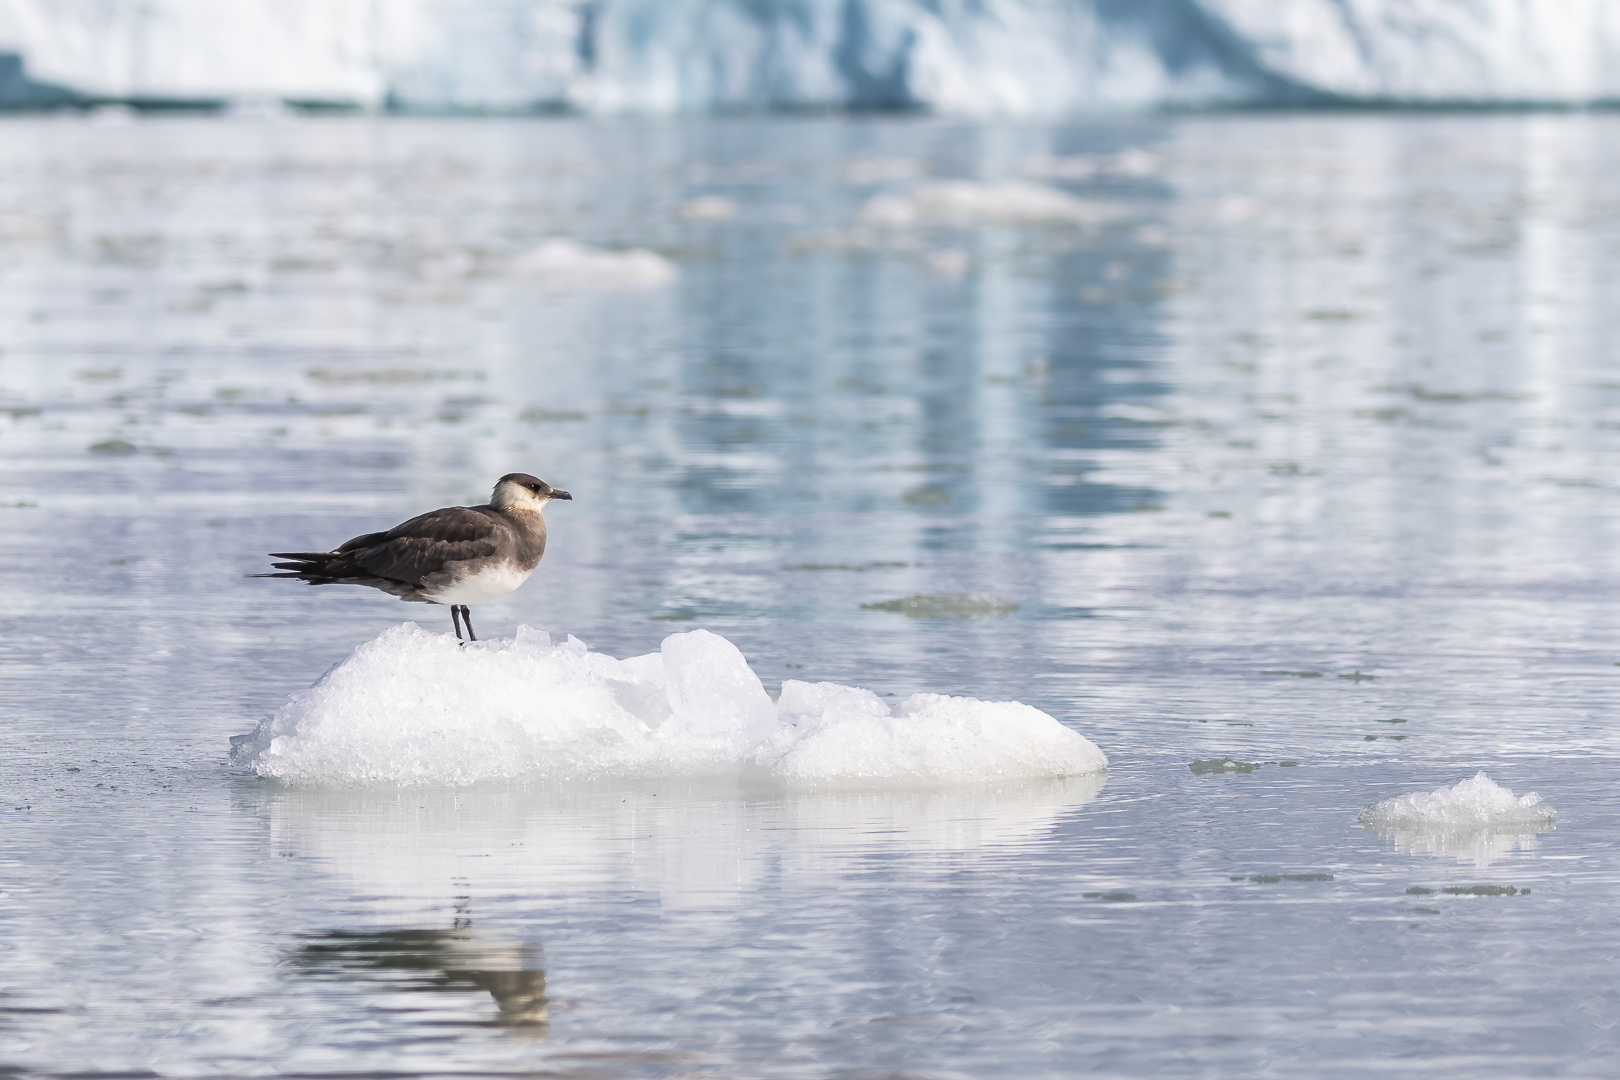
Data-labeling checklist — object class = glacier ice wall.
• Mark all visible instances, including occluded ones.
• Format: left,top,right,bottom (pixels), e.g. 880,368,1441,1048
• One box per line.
0,0,1615,113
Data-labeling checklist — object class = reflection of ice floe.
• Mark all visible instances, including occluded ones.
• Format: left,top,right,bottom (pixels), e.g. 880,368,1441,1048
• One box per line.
254,774,1104,916
860,181,1123,227
1372,826,1550,869
508,238,677,289
290,928,547,1029
1359,772,1556,867
232,625,1106,786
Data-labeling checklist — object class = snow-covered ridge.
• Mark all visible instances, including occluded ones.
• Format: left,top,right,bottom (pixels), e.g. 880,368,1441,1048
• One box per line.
0,1,1616,114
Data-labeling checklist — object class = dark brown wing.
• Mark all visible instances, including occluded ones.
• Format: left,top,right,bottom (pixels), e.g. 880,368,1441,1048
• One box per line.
332,507,504,585
258,505,506,596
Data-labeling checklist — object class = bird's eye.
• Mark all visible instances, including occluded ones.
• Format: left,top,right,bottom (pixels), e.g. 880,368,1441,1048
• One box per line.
528,484,543,493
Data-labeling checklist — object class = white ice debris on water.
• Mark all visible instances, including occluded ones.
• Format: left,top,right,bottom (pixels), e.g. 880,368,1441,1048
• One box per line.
677,196,736,222
860,182,1121,228
232,624,1107,787
508,238,678,290
1358,772,1556,830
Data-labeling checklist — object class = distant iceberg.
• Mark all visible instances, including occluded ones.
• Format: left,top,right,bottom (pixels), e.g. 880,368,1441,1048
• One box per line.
0,1,1615,114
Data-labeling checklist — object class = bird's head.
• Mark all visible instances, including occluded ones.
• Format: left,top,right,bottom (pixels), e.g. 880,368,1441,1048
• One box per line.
492,473,572,512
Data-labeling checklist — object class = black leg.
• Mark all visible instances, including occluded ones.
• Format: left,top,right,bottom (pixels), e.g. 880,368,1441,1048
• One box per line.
460,605,477,642
450,605,464,641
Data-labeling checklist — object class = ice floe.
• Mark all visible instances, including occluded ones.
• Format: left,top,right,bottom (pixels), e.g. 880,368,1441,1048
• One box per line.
232,624,1107,787
860,182,1122,228
677,196,736,222
1358,773,1557,867
1359,772,1556,829
508,238,678,289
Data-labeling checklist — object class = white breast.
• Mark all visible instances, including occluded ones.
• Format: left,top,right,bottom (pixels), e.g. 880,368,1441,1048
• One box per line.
427,562,536,607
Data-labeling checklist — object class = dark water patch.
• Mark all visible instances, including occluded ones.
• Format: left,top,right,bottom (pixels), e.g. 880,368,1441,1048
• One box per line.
1190,758,1298,775
862,594,1020,619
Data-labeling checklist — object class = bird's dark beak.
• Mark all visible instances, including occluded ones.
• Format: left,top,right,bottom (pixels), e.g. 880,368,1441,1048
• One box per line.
550,490,572,501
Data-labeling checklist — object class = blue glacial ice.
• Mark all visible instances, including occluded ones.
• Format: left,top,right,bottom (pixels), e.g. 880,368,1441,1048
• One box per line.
0,1,1616,114
231,625,1109,786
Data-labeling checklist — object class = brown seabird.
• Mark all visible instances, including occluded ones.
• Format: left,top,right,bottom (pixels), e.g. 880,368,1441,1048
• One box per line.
256,473,571,641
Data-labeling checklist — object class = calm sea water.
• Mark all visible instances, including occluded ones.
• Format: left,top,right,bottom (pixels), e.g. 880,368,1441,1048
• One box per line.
3,110,1620,1077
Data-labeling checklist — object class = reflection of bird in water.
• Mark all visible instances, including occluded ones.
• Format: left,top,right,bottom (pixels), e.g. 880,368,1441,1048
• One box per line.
256,473,571,641
290,928,548,1029
464,967,549,1026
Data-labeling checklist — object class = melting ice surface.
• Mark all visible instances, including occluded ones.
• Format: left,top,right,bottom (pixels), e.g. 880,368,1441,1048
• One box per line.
1359,772,1556,830
233,626,1107,787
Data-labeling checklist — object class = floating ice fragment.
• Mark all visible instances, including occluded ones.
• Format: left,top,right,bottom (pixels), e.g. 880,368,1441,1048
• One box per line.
509,238,677,289
678,196,735,221
860,182,1122,227
926,248,971,278
233,624,1105,787
1358,772,1555,829
842,157,923,185
858,195,920,227
1024,149,1159,180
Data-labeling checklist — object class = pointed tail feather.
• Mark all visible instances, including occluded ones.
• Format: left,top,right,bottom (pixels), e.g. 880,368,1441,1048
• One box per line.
257,550,341,582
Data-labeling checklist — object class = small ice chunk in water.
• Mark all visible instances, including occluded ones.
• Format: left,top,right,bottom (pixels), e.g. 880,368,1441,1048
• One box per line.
860,181,1122,227
232,625,1107,787
508,238,677,289
678,196,735,221
1358,771,1556,829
